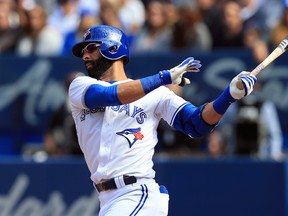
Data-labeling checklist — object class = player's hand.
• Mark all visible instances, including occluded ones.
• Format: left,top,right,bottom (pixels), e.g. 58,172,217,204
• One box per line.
229,71,257,99
168,57,201,86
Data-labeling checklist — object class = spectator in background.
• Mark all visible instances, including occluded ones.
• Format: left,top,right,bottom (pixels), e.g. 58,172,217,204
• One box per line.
12,0,30,30
270,3,288,48
206,128,227,158
195,0,222,38
61,10,99,56
44,71,84,156
243,27,269,64
130,0,172,54
169,4,212,52
78,0,100,17
207,0,269,63
212,1,245,48
99,0,145,43
99,0,123,31
0,1,22,54
162,0,179,28
237,0,283,41
118,0,146,40
47,0,80,38
16,4,64,56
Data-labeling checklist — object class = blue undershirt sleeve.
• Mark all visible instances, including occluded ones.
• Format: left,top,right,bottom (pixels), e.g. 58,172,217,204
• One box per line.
84,84,121,108
173,103,216,138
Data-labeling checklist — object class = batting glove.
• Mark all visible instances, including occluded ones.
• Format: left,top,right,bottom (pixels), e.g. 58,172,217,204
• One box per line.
168,57,201,86
230,71,257,99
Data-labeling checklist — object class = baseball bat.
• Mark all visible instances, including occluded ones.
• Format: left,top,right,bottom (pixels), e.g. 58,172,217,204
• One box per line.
237,35,288,89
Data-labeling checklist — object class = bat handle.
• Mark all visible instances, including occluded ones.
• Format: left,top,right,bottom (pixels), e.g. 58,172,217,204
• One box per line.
236,63,263,90
250,63,264,76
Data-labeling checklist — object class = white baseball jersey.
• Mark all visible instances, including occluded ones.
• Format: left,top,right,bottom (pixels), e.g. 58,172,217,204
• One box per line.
69,76,188,184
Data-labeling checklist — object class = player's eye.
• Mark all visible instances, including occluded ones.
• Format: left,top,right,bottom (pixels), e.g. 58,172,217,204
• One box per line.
82,43,100,54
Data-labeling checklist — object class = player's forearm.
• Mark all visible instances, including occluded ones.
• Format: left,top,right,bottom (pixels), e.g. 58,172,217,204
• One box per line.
201,102,223,125
201,87,237,125
85,72,172,108
118,71,172,104
117,80,146,104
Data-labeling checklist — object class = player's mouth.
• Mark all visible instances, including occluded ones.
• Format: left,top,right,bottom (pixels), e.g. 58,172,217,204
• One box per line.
85,61,93,69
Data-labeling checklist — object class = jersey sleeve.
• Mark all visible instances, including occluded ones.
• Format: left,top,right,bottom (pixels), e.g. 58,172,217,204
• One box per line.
173,103,216,138
153,87,216,138
154,86,189,126
69,76,103,110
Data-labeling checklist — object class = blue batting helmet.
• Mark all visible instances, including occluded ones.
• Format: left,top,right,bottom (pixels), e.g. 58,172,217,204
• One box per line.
72,25,130,64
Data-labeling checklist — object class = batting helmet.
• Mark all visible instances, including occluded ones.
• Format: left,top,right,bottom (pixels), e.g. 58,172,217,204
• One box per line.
72,25,130,64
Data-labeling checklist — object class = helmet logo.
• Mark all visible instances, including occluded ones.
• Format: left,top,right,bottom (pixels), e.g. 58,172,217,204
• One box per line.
109,45,119,54
83,29,91,40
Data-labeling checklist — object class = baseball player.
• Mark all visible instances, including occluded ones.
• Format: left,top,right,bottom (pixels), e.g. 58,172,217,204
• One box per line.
69,25,256,216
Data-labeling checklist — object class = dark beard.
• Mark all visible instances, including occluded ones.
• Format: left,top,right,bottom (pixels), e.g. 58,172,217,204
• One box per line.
85,56,113,79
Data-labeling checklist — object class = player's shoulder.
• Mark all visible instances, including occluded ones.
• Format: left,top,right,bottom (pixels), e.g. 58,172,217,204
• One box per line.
70,75,107,87
72,75,94,83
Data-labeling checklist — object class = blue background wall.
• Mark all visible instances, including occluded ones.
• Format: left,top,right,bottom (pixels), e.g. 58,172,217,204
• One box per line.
154,158,285,216
0,157,286,216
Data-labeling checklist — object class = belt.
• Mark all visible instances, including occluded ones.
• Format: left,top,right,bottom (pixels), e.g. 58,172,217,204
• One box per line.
95,176,137,192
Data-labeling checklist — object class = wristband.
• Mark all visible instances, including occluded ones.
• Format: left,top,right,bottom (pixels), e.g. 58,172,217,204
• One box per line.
159,70,172,85
140,70,172,94
213,86,236,114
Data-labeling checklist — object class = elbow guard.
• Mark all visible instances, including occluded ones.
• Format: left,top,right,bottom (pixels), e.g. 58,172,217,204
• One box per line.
173,103,216,138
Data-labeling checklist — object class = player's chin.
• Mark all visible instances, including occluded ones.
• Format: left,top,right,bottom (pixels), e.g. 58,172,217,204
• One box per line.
86,67,99,79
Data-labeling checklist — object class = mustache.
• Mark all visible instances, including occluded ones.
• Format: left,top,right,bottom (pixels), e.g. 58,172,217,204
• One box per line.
84,60,94,64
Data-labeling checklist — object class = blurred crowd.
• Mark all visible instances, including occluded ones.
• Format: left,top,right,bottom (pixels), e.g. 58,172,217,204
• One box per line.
0,0,287,59
1,0,287,160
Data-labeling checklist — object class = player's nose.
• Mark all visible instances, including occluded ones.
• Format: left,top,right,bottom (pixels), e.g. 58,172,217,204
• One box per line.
82,52,91,60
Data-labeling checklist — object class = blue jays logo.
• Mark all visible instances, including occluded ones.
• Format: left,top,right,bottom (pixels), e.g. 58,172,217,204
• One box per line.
83,29,91,40
116,127,144,148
